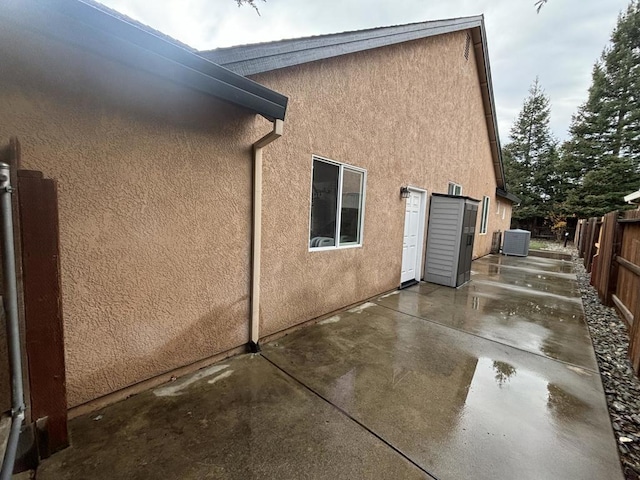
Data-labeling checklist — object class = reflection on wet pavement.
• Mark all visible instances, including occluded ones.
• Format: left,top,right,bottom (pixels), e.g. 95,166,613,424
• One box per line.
474,254,575,274
375,255,597,371
37,254,622,480
264,301,621,480
38,354,433,480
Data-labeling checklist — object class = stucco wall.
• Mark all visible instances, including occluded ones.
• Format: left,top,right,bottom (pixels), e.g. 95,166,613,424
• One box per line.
0,20,511,407
251,31,511,337
0,22,269,406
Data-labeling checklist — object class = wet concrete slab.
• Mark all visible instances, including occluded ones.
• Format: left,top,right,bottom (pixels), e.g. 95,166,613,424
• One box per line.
263,303,622,480
37,355,432,480
37,254,621,480
377,278,597,370
469,268,580,298
475,254,574,274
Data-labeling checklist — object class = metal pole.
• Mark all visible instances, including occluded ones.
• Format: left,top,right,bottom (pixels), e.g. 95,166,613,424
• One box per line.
0,162,25,480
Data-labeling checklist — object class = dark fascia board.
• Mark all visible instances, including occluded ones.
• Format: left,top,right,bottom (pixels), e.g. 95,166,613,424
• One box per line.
202,17,483,77
496,188,520,204
473,18,505,189
0,0,287,121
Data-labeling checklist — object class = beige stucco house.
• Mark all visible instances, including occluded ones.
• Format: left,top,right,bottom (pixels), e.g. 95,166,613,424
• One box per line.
0,0,516,461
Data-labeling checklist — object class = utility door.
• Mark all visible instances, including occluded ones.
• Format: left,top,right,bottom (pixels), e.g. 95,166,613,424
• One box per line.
456,201,478,286
401,190,425,284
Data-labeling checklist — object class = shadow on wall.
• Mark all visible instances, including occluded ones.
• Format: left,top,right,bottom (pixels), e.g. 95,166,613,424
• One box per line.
69,294,250,408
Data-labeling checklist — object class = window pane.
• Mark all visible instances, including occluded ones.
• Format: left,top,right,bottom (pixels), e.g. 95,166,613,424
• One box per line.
339,169,363,245
310,160,339,247
481,196,489,233
448,183,455,195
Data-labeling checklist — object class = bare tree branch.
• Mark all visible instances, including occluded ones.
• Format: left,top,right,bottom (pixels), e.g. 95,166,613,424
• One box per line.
535,0,548,14
236,0,266,16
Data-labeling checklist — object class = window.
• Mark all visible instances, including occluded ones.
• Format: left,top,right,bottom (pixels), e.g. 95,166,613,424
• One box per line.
448,182,462,196
480,196,490,234
496,200,501,215
309,156,366,249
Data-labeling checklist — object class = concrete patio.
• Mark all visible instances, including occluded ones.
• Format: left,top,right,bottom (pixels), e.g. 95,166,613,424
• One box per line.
37,254,623,480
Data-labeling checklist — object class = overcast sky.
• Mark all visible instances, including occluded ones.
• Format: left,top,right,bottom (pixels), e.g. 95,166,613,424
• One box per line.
97,0,629,143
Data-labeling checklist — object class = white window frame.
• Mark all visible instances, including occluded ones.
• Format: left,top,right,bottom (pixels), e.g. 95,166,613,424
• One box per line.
480,196,490,234
448,182,463,196
308,155,367,251
496,200,501,215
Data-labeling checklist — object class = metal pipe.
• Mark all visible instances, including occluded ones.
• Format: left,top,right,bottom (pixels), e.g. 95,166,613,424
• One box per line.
0,162,26,480
250,120,284,352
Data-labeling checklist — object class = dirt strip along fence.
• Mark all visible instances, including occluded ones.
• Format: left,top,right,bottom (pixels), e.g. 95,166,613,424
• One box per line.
581,210,640,373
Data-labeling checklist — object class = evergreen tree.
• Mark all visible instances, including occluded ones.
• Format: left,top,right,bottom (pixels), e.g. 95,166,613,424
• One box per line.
562,1,640,217
502,78,558,225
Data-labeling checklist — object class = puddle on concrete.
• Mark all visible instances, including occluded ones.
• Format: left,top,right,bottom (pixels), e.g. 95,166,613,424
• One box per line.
475,255,574,274
263,306,620,480
442,356,594,478
376,282,595,370
470,279,582,303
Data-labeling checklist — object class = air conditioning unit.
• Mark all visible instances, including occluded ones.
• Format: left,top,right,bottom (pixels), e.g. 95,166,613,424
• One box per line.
502,229,531,256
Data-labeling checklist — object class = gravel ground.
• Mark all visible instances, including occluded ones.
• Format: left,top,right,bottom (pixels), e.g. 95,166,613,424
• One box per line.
571,250,640,480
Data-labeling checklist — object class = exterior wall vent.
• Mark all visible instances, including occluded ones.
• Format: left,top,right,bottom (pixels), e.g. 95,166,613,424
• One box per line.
464,32,471,60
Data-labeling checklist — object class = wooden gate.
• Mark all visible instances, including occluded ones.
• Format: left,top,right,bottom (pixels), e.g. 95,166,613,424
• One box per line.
0,137,68,466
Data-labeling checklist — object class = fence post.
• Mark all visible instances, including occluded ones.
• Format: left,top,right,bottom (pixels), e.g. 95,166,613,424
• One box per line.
574,219,582,250
17,170,68,456
580,219,589,260
585,217,599,272
606,213,623,307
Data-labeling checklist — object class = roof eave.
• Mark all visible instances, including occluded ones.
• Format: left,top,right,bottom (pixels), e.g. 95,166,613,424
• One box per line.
1,0,288,121
201,16,505,189
472,19,505,189
204,17,484,77
496,188,520,204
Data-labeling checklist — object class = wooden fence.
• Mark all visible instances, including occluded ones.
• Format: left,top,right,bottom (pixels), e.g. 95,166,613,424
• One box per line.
584,210,640,373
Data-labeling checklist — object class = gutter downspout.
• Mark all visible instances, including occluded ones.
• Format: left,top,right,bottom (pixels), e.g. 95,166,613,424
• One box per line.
249,119,284,353
0,163,26,480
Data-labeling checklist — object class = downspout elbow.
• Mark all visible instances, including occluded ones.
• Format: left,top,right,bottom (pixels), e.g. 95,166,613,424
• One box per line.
250,120,284,353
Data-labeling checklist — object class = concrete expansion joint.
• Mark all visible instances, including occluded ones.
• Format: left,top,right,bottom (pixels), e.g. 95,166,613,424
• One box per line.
261,354,442,480
374,300,599,375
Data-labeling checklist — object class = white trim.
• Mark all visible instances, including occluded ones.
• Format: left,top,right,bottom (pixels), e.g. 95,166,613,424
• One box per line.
624,189,640,204
308,154,367,251
480,195,490,235
401,186,428,283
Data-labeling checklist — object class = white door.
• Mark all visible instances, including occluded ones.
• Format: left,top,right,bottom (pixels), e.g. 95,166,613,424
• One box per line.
401,190,423,283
